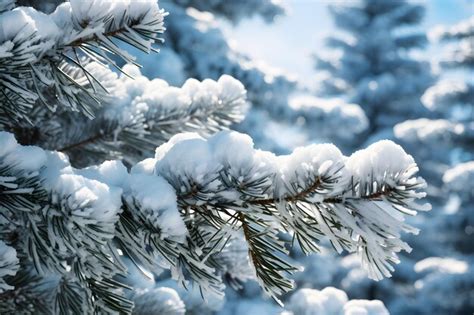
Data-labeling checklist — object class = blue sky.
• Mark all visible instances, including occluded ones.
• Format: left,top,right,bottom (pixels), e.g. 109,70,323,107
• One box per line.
222,0,473,82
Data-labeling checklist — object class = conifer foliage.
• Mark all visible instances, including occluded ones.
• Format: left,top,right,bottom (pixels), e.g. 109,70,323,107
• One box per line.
0,0,429,314
315,0,434,131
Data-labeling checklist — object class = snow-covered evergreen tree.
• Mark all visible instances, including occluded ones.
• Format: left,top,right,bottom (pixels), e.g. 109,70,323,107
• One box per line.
321,15,474,315
389,17,474,315
0,0,431,314
315,0,434,133
395,15,473,240
299,3,474,315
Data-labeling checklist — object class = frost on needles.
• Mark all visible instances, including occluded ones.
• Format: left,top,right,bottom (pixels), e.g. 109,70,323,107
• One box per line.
0,0,430,314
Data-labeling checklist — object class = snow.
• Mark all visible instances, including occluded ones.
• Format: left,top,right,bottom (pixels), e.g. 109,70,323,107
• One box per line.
155,134,215,183
0,6,59,61
421,80,473,112
286,287,389,315
109,65,236,121
414,257,469,275
129,174,186,241
0,0,14,13
0,0,164,63
50,172,122,224
443,161,474,198
208,130,277,183
93,64,247,154
154,279,225,314
0,132,47,171
0,132,18,157
430,16,474,40
346,140,415,185
3,146,46,171
0,0,453,311
152,131,349,202
131,158,157,175
150,131,427,283
394,119,465,143
0,240,19,293
412,257,474,313
77,160,129,188
277,143,346,198
289,95,368,142
132,287,186,315
343,300,389,315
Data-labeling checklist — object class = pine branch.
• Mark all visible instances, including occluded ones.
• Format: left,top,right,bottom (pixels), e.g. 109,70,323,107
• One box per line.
152,131,430,298
238,211,296,304
5,63,247,167
0,130,430,309
0,0,165,122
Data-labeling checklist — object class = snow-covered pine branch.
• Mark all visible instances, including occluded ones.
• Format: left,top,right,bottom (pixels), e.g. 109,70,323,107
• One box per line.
6,62,247,167
423,17,473,120
0,129,429,309
422,80,474,115
0,0,165,122
431,16,474,41
394,119,474,186
153,1,296,113
430,16,474,68
288,95,368,148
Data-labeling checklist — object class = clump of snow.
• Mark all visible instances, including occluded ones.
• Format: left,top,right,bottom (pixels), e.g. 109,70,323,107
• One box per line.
0,240,19,293
78,160,129,188
47,169,123,226
109,65,246,124
413,257,474,312
155,135,216,187
394,119,468,147
286,287,389,315
132,287,186,315
208,130,276,187
346,140,415,185
289,95,368,142
343,299,389,315
156,279,225,314
286,287,348,315
277,143,347,198
155,133,205,161
131,158,157,176
0,132,19,157
129,174,186,242
0,6,60,60
0,132,47,171
443,161,474,200
415,257,469,275
421,80,473,112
